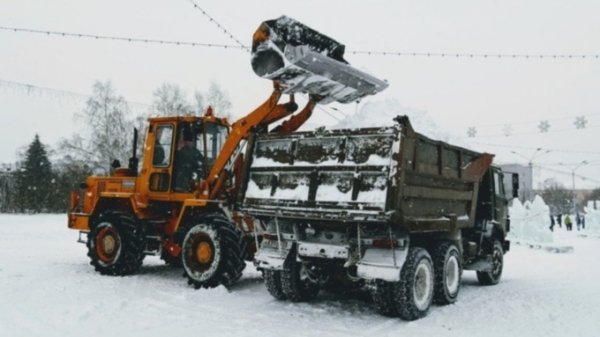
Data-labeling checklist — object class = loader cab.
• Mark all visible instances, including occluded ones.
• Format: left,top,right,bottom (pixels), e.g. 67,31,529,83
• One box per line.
145,112,229,197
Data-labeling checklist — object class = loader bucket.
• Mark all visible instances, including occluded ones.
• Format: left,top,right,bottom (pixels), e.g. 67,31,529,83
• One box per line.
251,16,388,104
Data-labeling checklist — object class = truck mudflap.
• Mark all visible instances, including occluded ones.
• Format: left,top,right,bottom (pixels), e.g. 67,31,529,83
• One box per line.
252,16,388,104
254,240,294,270
357,246,408,282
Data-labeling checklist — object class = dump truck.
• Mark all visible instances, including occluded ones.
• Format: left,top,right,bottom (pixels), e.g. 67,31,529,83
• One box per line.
239,116,519,320
67,16,387,289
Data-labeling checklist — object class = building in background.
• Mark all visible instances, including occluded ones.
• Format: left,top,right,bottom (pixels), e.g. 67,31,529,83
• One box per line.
499,163,532,201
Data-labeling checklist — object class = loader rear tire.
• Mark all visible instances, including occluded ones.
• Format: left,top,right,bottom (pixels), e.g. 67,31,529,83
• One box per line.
281,260,320,302
264,270,287,300
394,247,434,321
477,240,504,286
372,280,398,317
433,242,462,305
181,213,246,289
87,211,145,276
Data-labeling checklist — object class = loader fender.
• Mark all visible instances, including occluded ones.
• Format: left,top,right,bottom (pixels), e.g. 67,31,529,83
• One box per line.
90,194,141,222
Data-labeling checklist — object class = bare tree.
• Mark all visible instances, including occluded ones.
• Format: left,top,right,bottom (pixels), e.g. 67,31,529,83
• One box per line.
60,80,135,173
540,178,574,214
194,81,232,119
151,82,191,116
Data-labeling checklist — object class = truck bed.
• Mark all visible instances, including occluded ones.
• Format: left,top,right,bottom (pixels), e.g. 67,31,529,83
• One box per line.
239,117,493,232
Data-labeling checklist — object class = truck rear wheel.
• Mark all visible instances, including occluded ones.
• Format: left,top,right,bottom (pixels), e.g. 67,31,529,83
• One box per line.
433,242,462,304
477,240,504,285
264,270,287,300
181,214,246,289
281,260,320,302
87,211,145,275
372,280,398,317
394,247,434,321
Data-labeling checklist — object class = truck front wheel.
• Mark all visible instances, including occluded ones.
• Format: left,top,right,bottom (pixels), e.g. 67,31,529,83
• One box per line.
477,239,504,285
394,247,434,321
433,242,462,304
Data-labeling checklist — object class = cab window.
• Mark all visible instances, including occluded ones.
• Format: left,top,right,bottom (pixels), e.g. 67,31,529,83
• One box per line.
153,124,173,167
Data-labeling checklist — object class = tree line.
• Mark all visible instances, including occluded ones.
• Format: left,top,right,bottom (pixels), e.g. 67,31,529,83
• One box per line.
0,80,232,213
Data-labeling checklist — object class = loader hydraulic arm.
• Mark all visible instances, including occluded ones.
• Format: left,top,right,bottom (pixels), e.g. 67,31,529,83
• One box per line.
204,83,317,199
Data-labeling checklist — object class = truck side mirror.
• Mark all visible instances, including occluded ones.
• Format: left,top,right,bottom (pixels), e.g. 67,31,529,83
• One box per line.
512,173,519,199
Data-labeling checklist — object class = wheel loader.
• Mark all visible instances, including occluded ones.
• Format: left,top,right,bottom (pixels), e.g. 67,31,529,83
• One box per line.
67,16,387,288
239,116,520,320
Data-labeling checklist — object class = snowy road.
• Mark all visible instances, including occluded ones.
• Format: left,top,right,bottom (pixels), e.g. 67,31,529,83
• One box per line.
1,214,599,337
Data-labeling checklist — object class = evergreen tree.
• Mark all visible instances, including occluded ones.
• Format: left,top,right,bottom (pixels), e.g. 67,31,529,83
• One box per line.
15,135,53,213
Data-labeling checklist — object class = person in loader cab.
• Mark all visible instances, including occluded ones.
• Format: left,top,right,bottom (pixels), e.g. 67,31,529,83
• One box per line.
173,125,204,192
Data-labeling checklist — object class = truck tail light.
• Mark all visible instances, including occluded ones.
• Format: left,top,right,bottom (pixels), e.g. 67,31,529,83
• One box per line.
372,239,398,248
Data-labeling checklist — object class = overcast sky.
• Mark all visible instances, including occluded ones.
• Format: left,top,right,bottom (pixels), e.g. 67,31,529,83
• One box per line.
1,0,599,189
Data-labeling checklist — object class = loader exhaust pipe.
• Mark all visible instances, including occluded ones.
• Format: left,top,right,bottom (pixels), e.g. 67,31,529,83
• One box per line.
128,127,139,175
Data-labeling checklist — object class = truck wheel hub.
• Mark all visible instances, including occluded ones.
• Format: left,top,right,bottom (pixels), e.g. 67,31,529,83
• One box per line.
445,255,459,294
413,262,433,310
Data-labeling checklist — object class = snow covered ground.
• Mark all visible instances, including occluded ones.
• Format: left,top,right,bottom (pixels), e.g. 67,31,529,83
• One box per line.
1,214,599,337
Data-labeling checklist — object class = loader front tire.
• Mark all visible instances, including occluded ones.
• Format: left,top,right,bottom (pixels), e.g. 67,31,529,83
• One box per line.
181,214,246,289
87,211,145,276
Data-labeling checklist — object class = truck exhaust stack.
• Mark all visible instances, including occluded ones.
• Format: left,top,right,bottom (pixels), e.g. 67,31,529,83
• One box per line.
252,16,388,104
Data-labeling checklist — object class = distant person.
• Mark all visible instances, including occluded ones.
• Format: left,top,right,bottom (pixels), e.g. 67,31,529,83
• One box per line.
564,214,573,231
576,213,582,231
549,215,555,232
582,215,586,230
557,214,563,228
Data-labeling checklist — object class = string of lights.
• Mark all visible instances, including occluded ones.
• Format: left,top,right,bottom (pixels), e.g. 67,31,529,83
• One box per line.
348,50,600,59
3,25,599,61
186,0,249,51
0,25,245,50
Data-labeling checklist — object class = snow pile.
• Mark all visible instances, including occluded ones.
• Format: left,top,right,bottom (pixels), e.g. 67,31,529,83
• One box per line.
508,195,553,243
584,200,600,235
334,98,467,147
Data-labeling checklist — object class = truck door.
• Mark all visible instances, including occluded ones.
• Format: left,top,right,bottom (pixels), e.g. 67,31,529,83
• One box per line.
492,169,508,222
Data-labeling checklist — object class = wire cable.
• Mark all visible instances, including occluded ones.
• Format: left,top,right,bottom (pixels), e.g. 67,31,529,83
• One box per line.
186,0,249,51
0,25,245,50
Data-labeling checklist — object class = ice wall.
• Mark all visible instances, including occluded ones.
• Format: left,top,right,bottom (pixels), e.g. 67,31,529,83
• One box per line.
508,195,553,243
584,200,600,235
